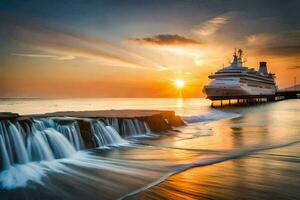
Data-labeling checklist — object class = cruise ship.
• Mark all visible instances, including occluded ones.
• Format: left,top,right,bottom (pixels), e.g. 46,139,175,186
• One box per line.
203,49,277,99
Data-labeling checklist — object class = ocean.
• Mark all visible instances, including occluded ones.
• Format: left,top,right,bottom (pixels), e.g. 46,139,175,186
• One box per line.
0,98,299,200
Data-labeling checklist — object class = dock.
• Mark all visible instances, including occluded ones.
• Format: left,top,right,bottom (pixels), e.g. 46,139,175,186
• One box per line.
209,89,300,107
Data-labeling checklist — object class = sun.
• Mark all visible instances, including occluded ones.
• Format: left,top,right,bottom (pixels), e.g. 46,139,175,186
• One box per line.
174,79,185,89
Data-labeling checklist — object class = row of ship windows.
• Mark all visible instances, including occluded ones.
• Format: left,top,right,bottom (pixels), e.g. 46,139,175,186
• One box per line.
246,84,272,89
214,82,273,89
216,79,237,81
216,79,273,84
240,80,273,88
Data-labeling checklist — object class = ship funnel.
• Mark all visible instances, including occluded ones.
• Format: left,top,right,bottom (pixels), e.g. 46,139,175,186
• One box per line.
259,62,268,74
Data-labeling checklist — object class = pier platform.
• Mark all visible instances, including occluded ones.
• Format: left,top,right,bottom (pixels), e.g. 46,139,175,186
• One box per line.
209,89,300,107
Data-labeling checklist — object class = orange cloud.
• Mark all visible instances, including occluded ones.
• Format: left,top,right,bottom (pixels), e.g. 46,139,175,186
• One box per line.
126,34,204,47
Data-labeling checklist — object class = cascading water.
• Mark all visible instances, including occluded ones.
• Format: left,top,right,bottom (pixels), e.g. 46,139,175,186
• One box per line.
121,119,151,138
32,118,55,131
40,129,76,159
0,121,14,167
26,130,55,161
106,118,120,133
91,120,127,148
0,116,154,190
27,128,76,161
0,120,77,171
0,134,11,170
8,122,29,164
56,122,84,151
0,121,29,168
33,118,84,150
0,117,152,170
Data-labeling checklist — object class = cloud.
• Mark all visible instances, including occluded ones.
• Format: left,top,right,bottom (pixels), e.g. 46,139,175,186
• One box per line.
125,34,208,66
126,34,204,47
192,13,231,36
0,14,167,71
246,31,300,57
12,53,75,60
254,46,300,57
246,33,274,45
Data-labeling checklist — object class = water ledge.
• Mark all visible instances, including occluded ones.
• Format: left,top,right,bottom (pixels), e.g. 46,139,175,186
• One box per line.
0,110,186,148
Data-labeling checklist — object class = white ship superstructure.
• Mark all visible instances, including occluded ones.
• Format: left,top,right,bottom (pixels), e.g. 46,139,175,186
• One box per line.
203,49,277,99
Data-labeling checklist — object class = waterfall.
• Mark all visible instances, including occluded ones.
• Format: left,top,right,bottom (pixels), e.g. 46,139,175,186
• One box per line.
33,118,84,150
0,121,30,165
0,117,152,171
0,116,155,190
8,122,29,164
32,118,55,131
121,119,151,138
105,118,120,133
91,120,127,148
41,129,76,159
56,123,84,151
0,121,29,170
0,121,14,165
0,134,11,170
0,120,77,171
26,130,55,161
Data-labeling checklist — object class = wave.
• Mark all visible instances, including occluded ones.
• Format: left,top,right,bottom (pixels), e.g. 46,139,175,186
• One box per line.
118,140,300,200
182,109,241,123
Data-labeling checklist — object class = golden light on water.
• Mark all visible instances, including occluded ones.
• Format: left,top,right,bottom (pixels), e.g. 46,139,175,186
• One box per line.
174,79,185,89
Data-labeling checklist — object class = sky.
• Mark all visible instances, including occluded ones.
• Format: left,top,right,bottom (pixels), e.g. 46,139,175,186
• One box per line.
0,0,299,98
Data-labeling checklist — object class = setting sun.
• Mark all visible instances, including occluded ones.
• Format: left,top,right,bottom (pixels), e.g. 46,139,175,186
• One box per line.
174,79,185,89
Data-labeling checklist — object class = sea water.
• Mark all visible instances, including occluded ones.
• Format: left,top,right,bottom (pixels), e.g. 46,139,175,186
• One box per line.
0,98,299,200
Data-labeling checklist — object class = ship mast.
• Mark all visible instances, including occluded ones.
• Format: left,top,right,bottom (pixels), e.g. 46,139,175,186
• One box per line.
238,49,243,60
233,48,238,61
231,48,244,67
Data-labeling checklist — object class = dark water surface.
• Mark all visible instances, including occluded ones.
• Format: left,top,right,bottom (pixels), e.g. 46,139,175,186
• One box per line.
0,99,299,200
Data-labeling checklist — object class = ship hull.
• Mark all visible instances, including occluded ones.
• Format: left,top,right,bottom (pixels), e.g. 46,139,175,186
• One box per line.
203,85,276,99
